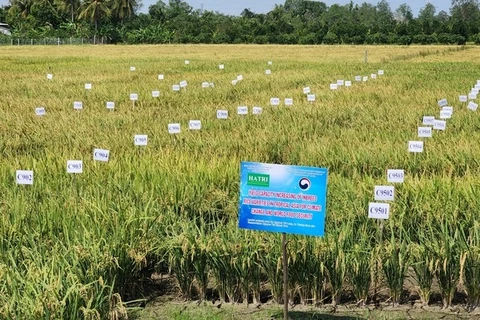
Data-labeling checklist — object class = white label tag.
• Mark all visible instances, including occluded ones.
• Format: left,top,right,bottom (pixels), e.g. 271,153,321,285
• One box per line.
469,92,477,100
237,75,243,81
231,80,237,85
303,87,311,94
387,169,404,183
130,93,138,101
158,74,164,80
284,98,293,106
252,107,262,115
152,90,160,98
433,120,446,131
106,101,115,109
46,74,53,80
202,82,209,88
189,120,201,130
180,80,187,88
330,84,338,90
408,141,424,153
368,202,390,220
468,101,478,111
440,110,451,119
172,85,180,91
355,76,362,82
134,135,148,146
16,170,33,185
438,99,448,107
168,123,181,134
270,98,280,106
209,82,215,88
460,95,468,102
423,116,435,126
35,107,45,116
130,66,136,71
374,186,395,201
93,149,110,162
337,80,344,86
67,160,83,174
219,64,224,70
85,83,92,90
185,60,190,65
73,101,83,110
265,69,271,75
345,81,352,87
268,61,273,65
378,70,384,75
371,74,377,79
307,94,315,102
217,110,228,119
238,106,248,115
418,126,432,138
363,76,368,82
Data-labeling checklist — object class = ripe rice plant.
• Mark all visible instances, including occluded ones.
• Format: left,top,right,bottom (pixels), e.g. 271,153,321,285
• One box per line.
2,44,480,318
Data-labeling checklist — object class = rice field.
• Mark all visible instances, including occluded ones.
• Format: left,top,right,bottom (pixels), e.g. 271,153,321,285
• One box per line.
1,44,480,319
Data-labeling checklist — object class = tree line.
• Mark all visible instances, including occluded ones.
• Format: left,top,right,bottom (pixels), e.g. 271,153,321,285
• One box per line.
1,0,480,45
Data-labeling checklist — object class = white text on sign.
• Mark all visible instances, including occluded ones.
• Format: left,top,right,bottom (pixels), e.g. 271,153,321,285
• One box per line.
270,98,280,106
374,186,395,201
217,110,228,119
93,149,110,162
189,120,201,130
168,124,181,134
73,101,83,110
418,127,432,138
408,141,424,153
423,116,435,126
16,170,33,185
252,107,262,115
468,101,478,111
387,169,404,183
134,135,148,146
438,99,447,107
67,160,83,174
238,106,248,115
35,107,46,116
368,202,390,220
433,120,446,131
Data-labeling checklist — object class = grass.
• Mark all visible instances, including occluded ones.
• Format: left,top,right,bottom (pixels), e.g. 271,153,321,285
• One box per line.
1,44,480,318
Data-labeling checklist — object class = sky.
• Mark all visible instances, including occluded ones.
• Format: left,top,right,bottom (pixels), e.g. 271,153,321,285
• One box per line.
0,0,452,16
137,0,452,15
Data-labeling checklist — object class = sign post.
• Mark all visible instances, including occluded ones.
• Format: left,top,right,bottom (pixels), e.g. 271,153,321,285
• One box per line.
239,162,328,320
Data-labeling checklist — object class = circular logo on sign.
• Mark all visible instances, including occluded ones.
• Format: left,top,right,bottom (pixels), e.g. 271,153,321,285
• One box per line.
299,178,311,191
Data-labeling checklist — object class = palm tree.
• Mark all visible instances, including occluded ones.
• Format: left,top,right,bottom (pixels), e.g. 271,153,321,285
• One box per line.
55,0,81,23
9,0,34,18
78,0,110,34
111,0,137,23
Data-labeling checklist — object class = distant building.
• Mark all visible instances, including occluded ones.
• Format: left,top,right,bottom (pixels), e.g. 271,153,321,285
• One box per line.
0,23,11,36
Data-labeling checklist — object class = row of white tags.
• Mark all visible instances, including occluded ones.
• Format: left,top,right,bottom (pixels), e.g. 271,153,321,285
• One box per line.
270,98,293,106
410,103,451,151
17,158,88,184
368,168,404,220
329,70,384,90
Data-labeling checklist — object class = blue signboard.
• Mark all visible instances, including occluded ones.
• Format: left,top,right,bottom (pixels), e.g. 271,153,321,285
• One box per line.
238,162,328,237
